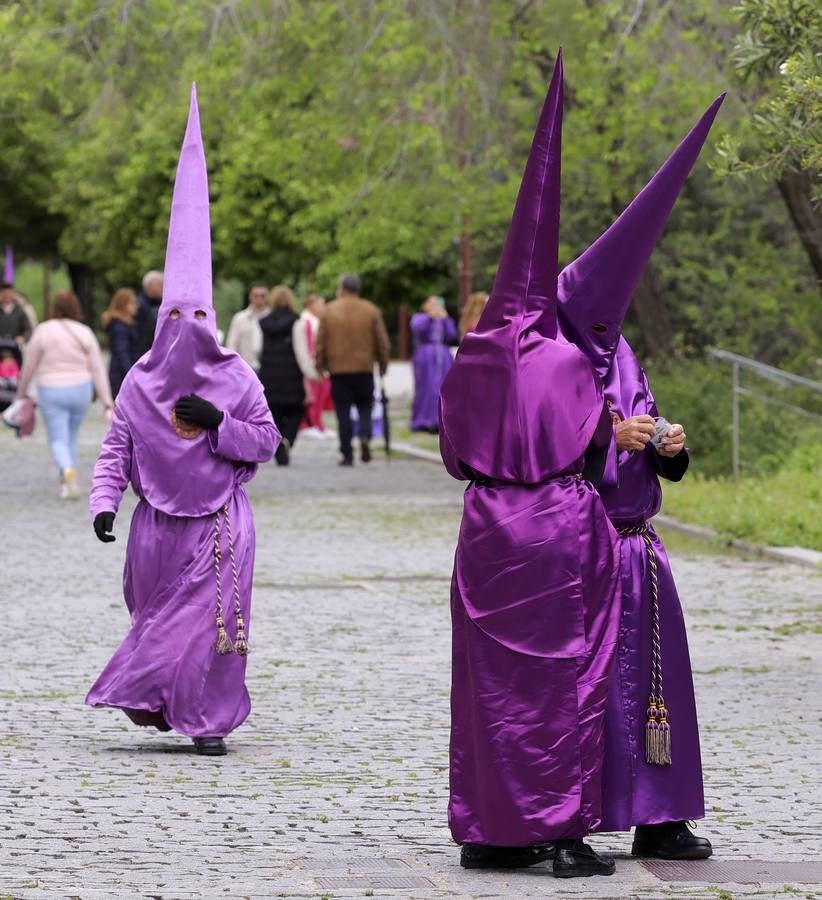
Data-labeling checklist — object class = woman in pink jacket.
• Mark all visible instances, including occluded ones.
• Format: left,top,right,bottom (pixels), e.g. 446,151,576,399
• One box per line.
16,290,113,498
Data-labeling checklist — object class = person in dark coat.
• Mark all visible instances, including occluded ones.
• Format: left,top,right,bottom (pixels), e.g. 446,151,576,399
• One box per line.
101,288,140,398
134,270,164,357
258,285,306,465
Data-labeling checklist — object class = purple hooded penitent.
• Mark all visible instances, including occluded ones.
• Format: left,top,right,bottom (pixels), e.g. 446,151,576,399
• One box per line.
440,52,622,845
4,246,14,284
86,84,279,739
556,96,725,831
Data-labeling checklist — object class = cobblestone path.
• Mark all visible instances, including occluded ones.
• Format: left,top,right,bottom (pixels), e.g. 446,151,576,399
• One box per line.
2,411,820,899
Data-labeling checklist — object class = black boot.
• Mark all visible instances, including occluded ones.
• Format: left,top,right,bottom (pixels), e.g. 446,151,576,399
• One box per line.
460,843,554,869
632,821,712,860
552,839,615,878
275,439,291,466
360,440,372,463
193,737,227,756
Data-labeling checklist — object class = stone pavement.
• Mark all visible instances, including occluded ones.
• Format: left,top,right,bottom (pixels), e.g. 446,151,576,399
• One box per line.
2,409,821,900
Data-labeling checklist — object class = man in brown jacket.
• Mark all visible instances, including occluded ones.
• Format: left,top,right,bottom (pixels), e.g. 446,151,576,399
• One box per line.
315,273,390,466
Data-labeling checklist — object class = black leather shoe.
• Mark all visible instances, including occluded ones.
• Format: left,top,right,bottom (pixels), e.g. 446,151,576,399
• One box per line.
361,441,372,463
552,840,615,878
460,843,554,869
339,457,354,467
275,440,291,466
632,821,712,860
193,737,227,756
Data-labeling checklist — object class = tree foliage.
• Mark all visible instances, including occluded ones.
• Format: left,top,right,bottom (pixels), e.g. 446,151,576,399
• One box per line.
0,1,818,368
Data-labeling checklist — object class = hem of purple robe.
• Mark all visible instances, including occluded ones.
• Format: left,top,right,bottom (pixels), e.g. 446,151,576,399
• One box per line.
84,697,248,739
597,808,706,832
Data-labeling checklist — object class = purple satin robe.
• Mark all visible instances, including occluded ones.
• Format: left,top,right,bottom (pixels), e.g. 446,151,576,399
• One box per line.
596,337,704,830
442,408,622,845
86,395,279,737
410,313,457,431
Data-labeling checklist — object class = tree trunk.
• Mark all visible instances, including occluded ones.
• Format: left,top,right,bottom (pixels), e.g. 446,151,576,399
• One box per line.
631,268,674,357
777,171,822,284
67,262,97,324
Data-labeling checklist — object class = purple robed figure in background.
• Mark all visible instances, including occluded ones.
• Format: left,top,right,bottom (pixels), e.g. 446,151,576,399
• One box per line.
439,53,625,879
557,93,724,859
410,299,457,432
4,246,14,284
86,85,279,754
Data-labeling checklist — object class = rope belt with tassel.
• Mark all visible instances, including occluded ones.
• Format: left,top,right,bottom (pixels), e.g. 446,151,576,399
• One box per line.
212,503,249,656
616,522,671,766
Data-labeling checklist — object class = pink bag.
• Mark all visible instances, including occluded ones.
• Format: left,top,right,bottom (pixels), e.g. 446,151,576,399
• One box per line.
2,397,36,437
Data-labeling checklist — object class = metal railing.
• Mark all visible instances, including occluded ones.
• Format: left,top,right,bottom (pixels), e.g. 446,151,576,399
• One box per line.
708,348,822,480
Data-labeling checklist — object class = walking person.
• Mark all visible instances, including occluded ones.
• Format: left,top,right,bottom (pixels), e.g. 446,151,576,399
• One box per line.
314,273,389,466
101,288,140,398
440,54,622,879
226,282,270,371
410,296,457,433
557,94,724,861
258,285,305,466
15,289,113,498
134,270,164,356
458,291,488,340
86,85,279,756
292,292,332,434
0,281,32,345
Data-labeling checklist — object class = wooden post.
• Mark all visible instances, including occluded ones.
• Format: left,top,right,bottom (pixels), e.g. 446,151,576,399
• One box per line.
398,303,410,361
42,259,52,320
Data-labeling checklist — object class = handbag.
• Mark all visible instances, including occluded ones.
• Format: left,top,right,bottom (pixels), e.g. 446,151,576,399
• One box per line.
2,397,36,437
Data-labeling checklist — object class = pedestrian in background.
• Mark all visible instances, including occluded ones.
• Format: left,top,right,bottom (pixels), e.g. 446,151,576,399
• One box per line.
13,290,39,334
15,289,113,498
101,288,140,398
0,282,32,344
258,284,305,466
458,291,488,339
134,269,163,356
410,295,457,433
226,282,270,371
293,292,332,434
315,273,389,466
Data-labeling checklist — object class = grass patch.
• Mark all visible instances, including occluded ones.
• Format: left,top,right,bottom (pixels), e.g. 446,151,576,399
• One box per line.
662,443,822,552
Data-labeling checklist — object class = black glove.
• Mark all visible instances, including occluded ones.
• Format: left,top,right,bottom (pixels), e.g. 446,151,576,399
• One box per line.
93,511,116,543
174,395,224,430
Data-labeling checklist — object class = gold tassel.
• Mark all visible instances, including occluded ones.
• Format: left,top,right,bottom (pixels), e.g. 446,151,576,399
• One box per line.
215,615,234,655
645,697,660,764
233,615,249,656
656,702,672,765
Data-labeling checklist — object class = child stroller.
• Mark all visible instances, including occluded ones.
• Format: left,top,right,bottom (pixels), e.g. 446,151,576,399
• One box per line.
0,338,22,412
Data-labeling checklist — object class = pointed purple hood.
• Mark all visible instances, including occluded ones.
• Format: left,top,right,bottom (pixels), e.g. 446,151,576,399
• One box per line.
4,246,14,284
439,52,605,483
116,84,262,517
557,94,726,378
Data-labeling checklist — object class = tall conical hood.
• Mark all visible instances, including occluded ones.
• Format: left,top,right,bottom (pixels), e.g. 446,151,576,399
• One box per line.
440,52,606,484
154,82,214,342
477,49,564,338
4,246,13,284
558,94,725,378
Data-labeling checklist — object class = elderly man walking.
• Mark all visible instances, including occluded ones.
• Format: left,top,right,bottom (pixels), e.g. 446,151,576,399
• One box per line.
315,273,389,466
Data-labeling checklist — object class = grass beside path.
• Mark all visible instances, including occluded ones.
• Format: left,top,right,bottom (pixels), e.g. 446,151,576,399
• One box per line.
662,444,822,552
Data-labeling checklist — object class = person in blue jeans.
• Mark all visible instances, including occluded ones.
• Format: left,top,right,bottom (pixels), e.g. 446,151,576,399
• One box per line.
16,290,113,498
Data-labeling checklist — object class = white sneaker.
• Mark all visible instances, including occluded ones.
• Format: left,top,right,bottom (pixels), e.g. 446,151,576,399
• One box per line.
62,467,80,500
